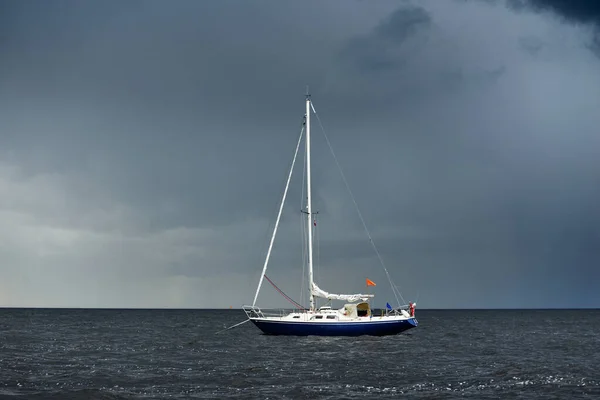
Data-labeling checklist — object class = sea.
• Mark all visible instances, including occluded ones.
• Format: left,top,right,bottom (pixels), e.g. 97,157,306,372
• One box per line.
0,308,598,399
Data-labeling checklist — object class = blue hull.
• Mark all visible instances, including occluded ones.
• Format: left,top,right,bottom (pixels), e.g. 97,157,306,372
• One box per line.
251,317,418,336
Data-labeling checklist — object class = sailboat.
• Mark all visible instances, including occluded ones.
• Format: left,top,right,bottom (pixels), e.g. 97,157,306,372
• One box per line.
242,92,418,336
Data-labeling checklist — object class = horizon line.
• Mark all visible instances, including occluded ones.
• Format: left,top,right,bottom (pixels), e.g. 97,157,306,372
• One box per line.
1,306,599,311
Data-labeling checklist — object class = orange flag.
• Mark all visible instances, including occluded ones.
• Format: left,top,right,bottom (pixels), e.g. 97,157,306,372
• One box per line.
366,278,376,287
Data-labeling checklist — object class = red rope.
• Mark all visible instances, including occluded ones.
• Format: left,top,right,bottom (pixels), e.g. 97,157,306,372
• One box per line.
264,274,307,310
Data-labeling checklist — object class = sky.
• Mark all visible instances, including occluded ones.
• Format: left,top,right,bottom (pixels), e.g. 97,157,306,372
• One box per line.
1,0,599,309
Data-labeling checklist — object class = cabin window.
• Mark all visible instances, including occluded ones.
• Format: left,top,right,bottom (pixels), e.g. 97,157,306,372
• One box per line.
326,315,336,320
315,315,323,319
356,302,371,317
293,316,300,319
357,309,368,317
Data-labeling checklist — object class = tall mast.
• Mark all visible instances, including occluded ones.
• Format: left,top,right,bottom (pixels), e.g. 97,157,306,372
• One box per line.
305,91,315,312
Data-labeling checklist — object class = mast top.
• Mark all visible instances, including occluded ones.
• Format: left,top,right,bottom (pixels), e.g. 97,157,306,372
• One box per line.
306,85,311,100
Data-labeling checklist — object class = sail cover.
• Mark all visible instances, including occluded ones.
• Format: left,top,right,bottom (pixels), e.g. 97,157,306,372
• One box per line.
311,282,374,302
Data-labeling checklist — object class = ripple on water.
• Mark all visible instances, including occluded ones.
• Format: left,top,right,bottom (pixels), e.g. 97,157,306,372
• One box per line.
0,309,598,399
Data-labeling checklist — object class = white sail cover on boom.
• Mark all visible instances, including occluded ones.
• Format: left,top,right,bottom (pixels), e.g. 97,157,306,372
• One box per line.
311,282,374,302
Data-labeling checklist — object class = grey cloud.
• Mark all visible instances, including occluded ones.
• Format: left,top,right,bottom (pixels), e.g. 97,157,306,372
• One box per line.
508,0,600,55
327,0,600,306
519,35,545,54
339,5,431,73
1,0,599,308
524,1,600,25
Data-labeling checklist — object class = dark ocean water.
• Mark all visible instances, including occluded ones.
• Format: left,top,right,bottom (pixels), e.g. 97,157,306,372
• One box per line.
0,309,598,399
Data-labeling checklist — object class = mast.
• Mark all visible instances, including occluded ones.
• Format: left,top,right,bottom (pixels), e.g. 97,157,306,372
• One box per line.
306,91,315,311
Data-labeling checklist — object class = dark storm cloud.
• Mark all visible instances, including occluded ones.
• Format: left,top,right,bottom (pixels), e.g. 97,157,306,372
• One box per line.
0,0,391,307
339,5,431,72
321,0,600,307
508,0,600,55
0,0,327,231
1,0,599,308
523,1,600,25
518,35,544,54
